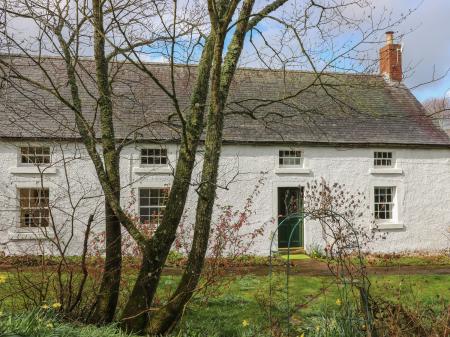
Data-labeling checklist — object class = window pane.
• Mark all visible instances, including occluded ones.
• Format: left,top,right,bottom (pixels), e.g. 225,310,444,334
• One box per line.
19,188,49,227
279,150,302,167
139,188,168,225
20,147,51,164
139,189,149,198
140,148,168,166
140,207,150,216
374,187,394,221
374,152,393,167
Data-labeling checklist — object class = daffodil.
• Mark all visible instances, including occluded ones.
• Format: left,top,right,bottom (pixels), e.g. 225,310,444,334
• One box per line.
242,319,249,327
41,304,49,309
335,298,342,306
46,322,54,329
0,274,7,284
299,333,305,337
52,302,62,309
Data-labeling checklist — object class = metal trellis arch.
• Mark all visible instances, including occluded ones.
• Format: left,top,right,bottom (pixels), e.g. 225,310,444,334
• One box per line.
267,209,374,337
268,212,307,337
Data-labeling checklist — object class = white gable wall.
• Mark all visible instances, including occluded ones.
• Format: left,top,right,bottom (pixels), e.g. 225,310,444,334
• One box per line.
1,141,450,255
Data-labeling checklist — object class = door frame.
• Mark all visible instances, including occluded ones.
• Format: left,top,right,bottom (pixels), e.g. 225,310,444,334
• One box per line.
272,183,304,248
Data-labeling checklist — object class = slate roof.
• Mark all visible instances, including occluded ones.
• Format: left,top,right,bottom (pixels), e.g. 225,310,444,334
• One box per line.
1,55,449,148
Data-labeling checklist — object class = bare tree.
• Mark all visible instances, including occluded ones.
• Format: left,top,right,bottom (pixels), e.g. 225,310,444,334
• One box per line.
0,0,406,333
0,143,104,319
423,96,450,133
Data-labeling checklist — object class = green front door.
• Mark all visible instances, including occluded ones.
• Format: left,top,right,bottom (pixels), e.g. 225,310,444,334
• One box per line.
277,187,303,248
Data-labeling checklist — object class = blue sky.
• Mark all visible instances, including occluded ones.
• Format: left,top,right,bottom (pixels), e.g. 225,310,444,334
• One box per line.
9,0,448,103
377,0,450,101
234,0,450,102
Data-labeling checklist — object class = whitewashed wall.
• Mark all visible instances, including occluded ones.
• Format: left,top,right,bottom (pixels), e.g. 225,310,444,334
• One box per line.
1,141,450,255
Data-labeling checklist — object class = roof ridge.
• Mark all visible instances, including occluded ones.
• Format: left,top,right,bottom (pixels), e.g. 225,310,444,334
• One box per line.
0,53,382,78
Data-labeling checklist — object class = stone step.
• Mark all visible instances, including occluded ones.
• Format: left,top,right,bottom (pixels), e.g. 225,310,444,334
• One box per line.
277,247,306,255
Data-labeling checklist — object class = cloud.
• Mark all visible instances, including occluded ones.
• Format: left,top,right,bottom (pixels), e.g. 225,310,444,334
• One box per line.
3,0,447,102
374,0,450,101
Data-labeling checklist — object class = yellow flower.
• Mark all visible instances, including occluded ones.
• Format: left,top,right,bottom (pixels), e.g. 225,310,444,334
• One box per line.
242,319,249,327
335,298,342,306
316,325,320,332
52,302,62,309
41,304,49,309
299,334,305,337
46,322,54,329
0,274,7,284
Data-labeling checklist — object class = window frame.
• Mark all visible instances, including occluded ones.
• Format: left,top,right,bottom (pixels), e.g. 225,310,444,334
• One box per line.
19,146,51,166
373,151,395,168
138,187,169,225
140,148,168,166
373,186,395,222
278,149,303,168
18,187,50,228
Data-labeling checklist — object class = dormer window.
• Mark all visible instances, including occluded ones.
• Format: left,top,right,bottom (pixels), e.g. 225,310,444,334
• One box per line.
374,151,393,168
141,148,167,165
20,146,50,164
279,150,302,168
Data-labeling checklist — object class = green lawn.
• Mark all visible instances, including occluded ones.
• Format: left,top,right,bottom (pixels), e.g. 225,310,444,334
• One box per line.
1,272,449,336
366,254,450,266
280,254,311,260
167,274,450,336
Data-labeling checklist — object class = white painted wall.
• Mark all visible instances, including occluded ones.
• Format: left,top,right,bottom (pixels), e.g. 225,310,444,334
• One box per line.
1,141,450,255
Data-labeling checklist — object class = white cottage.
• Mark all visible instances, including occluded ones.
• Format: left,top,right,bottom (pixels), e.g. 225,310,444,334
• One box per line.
1,33,450,255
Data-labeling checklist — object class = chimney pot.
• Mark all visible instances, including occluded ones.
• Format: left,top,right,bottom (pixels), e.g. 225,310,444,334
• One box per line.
386,31,394,45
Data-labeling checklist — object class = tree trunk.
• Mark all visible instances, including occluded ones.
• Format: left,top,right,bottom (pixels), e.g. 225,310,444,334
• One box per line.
119,34,216,333
90,200,122,323
145,202,213,334
120,249,155,333
146,2,257,333
119,143,201,332
90,0,123,323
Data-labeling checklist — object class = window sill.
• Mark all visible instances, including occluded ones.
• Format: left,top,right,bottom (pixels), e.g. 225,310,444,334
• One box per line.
369,168,403,175
8,229,53,241
373,223,404,230
133,166,172,175
10,167,57,175
274,168,311,175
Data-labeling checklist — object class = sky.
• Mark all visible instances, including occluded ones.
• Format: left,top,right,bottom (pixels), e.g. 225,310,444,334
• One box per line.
378,0,450,101
3,0,448,103
238,0,450,103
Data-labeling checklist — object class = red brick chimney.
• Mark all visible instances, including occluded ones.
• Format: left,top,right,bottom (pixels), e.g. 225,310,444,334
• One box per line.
380,31,402,82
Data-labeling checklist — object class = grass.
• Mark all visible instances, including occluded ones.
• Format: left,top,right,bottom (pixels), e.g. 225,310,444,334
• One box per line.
280,254,311,260
171,274,450,336
365,254,450,266
311,254,450,267
0,310,137,337
1,270,449,336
